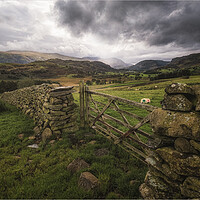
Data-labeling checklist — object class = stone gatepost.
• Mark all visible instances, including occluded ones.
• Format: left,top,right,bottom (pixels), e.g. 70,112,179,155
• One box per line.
140,83,200,199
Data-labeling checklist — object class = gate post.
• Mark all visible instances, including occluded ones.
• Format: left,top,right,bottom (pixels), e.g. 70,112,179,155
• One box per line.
79,80,85,127
85,85,90,126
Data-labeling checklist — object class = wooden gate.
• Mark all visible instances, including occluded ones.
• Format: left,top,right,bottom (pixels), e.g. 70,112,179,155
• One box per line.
79,81,159,163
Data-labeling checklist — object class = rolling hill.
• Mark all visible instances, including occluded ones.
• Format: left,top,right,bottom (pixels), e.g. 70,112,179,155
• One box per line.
0,59,116,80
165,53,200,69
0,51,84,64
145,53,200,75
128,60,169,71
0,51,129,69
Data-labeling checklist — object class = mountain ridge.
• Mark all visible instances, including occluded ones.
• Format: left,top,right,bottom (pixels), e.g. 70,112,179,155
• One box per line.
0,51,129,69
128,60,169,71
0,58,116,80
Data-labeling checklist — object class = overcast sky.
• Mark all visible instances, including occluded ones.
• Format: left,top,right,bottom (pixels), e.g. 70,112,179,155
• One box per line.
0,0,200,64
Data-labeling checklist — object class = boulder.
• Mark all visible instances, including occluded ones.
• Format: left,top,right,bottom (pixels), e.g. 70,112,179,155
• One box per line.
165,83,195,95
150,108,200,141
67,158,90,173
78,172,99,191
156,147,200,176
181,177,200,198
161,94,193,111
42,128,52,142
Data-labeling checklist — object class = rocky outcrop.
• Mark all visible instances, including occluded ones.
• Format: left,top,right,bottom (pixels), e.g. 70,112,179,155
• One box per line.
0,84,78,139
140,83,200,199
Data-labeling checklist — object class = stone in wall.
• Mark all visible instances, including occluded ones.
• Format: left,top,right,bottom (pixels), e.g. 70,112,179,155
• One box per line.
161,94,193,111
141,171,181,199
162,83,196,112
156,147,200,176
165,83,195,95
174,137,197,153
181,177,200,198
150,108,200,141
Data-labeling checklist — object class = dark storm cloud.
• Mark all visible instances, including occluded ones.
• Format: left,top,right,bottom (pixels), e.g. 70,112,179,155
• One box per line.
54,0,200,47
55,0,106,35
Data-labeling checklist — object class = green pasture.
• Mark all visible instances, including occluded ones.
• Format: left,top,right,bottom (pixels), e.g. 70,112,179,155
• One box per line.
0,101,146,199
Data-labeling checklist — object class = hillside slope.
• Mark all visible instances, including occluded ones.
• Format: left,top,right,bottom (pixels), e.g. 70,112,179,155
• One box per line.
0,51,84,64
0,59,116,79
128,60,169,71
166,53,200,69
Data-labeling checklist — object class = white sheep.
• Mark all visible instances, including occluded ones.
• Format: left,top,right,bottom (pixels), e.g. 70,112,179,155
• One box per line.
140,98,151,104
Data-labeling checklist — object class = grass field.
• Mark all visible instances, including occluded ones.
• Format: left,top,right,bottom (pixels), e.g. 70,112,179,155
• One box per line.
0,102,147,199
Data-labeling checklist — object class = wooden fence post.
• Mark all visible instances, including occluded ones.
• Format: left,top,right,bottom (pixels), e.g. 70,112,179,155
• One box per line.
85,85,89,126
79,80,85,127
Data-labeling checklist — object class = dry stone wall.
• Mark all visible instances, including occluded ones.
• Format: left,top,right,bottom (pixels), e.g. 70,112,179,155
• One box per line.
0,84,78,141
140,83,200,199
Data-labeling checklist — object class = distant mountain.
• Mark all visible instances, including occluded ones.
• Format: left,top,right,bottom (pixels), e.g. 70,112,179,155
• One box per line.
0,59,116,80
128,60,169,71
0,50,84,64
82,56,100,61
100,58,130,69
83,57,129,69
166,53,200,69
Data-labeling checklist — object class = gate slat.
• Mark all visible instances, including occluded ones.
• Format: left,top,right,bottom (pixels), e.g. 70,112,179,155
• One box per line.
91,99,114,126
91,99,143,121
88,90,156,111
